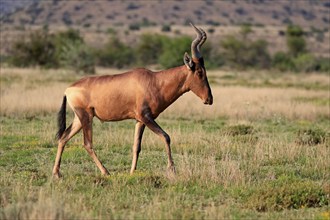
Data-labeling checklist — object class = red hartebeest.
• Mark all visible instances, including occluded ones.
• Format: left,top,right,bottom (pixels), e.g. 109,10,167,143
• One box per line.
53,23,213,178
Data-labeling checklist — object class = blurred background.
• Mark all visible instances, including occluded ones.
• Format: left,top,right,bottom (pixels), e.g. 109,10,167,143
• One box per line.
0,0,329,74
1,2,330,219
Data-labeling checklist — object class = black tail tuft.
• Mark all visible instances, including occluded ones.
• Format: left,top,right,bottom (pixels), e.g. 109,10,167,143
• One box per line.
55,96,67,140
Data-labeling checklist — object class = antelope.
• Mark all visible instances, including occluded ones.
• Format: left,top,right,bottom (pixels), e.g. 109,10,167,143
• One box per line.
52,23,213,178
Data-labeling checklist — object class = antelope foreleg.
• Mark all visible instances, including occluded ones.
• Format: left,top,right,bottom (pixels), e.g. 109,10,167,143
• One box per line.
130,121,145,174
140,115,175,173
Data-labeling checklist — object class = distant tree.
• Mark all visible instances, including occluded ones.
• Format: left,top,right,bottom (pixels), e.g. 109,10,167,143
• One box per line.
207,28,215,34
246,39,271,68
10,28,57,68
96,36,135,68
286,25,306,57
240,24,253,39
272,51,295,71
221,25,270,69
221,35,245,67
159,36,191,68
9,28,95,73
136,34,169,65
293,53,318,72
62,11,73,26
59,41,95,74
161,24,171,32
129,23,140,31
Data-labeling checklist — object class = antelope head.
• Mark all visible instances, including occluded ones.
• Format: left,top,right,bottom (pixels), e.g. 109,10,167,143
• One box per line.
183,23,213,105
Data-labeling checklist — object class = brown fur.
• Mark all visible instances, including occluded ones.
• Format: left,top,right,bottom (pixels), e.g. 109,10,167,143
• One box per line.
52,25,213,178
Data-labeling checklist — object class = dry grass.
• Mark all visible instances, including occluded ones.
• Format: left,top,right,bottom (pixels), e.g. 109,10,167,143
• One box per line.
0,83,66,116
1,190,69,220
0,68,72,116
165,86,329,121
0,67,329,219
1,68,329,121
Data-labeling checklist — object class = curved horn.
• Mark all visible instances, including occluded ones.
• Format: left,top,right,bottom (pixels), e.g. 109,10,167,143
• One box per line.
190,23,203,59
197,27,207,53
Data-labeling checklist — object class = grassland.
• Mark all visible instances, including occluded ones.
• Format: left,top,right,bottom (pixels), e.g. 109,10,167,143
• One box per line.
0,67,329,219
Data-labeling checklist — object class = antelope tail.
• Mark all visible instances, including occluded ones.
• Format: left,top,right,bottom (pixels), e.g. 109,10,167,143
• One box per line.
56,96,67,140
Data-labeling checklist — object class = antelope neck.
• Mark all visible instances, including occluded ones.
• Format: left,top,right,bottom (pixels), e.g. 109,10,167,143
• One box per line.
155,66,190,103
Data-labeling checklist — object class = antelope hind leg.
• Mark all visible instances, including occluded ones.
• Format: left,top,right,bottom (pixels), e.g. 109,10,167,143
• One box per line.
79,109,110,176
53,115,82,178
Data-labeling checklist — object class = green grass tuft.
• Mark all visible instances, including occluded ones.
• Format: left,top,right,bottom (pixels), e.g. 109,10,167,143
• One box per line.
296,128,328,146
242,178,329,212
223,124,255,136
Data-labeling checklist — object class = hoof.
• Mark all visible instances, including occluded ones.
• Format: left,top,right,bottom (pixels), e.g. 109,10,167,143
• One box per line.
52,172,62,179
167,165,176,174
102,169,110,176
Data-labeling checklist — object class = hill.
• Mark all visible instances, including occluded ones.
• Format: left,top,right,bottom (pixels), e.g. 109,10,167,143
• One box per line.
1,0,329,29
0,0,330,28
0,0,329,58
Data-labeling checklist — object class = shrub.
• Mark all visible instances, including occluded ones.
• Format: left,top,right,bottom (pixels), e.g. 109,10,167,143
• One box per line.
273,52,330,73
58,41,95,74
159,36,191,68
240,24,253,38
129,23,140,31
296,128,327,146
83,23,91,28
173,5,180,11
221,35,245,68
272,52,295,71
235,7,247,16
245,39,271,68
62,11,72,26
223,124,255,136
53,29,84,58
9,28,95,72
278,30,286,36
315,32,324,42
140,18,156,27
136,33,218,69
54,29,83,44
136,34,169,65
9,29,57,68
286,25,306,57
106,28,117,35
207,28,215,34
206,20,220,26
54,29,95,74
127,2,140,10
221,35,271,69
315,57,330,72
220,24,271,69
287,37,306,57
161,24,171,32
243,179,329,211
282,18,292,25
96,36,135,69
204,42,224,69
292,53,318,72
222,124,258,144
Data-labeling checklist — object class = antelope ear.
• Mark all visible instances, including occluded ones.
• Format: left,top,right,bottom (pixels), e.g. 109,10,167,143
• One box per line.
183,52,193,70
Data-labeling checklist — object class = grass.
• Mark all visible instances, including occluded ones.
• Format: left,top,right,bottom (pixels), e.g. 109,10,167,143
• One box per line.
0,67,329,219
